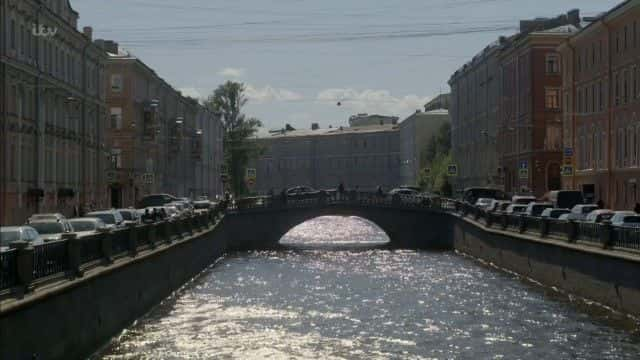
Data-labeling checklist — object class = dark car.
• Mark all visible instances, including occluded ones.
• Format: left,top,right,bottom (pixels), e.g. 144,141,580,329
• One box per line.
285,186,327,200
462,187,507,205
137,194,178,209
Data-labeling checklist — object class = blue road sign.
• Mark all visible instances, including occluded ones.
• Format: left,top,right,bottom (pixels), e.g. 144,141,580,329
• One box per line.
564,148,574,157
519,160,528,169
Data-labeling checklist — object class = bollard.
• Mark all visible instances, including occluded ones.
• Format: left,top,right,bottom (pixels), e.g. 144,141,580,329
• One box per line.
63,233,83,278
540,218,549,238
127,224,138,257
600,220,614,249
10,240,34,293
567,220,578,243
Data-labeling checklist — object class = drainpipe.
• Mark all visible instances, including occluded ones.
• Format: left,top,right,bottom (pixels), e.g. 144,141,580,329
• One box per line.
563,38,577,190
0,0,6,223
602,19,614,209
34,1,44,214
80,41,90,208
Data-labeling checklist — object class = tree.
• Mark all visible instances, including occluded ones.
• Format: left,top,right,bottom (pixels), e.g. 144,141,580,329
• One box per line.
204,81,262,196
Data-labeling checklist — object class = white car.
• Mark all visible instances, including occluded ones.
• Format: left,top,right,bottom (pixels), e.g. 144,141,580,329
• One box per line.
566,204,600,221
584,209,615,224
1,226,43,252
610,211,640,228
474,198,494,209
505,204,527,214
68,218,108,237
27,213,66,224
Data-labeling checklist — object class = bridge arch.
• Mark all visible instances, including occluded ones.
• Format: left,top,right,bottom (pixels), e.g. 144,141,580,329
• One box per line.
223,204,454,250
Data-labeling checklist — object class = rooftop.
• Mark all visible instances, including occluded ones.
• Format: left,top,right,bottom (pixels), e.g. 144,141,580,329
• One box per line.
259,124,398,139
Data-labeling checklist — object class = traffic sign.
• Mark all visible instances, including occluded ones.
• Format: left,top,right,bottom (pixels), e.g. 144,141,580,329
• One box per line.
562,165,574,176
519,160,528,170
564,147,574,157
447,164,458,177
519,168,529,179
142,173,154,184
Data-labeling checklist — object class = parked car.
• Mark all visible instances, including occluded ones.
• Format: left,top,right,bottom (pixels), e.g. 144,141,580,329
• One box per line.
85,210,125,229
525,202,553,217
565,204,600,221
286,186,328,200
487,200,510,213
28,220,73,242
558,213,571,221
584,209,615,224
610,211,640,228
540,208,571,219
137,194,178,209
1,226,43,252
544,190,585,210
68,218,108,237
505,204,527,214
462,187,506,205
117,208,141,226
511,195,537,205
474,197,494,210
193,200,212,210
27,213,66,224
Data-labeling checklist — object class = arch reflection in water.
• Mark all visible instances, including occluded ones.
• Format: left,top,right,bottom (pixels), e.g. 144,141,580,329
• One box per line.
279,216,390,249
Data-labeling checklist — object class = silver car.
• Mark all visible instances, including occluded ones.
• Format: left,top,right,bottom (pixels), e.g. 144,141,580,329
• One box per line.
610,211,640,228
0,226,43,252
23,220,72,242
566,204,600,221
68,218,108,237
85,210,125,229
117,209,141,226
27,213,66,224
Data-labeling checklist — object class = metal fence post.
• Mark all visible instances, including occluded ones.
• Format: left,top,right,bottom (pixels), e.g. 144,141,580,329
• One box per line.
63,233,83,278
10,241,34,294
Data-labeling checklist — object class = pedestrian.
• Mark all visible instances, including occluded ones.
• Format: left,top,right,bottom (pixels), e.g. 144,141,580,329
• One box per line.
338,182,345,200
281,188,287,204
635,203,640,214
377,185,383,197
597,199,605,209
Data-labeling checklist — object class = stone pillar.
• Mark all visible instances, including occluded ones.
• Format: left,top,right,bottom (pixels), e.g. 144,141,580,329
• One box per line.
501,214,508,230
63,233,83,278
600,221,614,249
127,224,138,257
567,220,578,243
10,241,34,293
162,221,172,244
148,223,157,249
486,212,493,228
540,218,549,238
98,229,113,264
518,215,526,233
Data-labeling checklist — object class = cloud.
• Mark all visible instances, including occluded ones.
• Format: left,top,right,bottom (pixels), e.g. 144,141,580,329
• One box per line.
218,67,246,78
178,87,204,100
316,88,430,117
245,84,303,103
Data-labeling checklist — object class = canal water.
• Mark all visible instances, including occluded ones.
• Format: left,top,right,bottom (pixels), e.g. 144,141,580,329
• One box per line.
95,216,640,359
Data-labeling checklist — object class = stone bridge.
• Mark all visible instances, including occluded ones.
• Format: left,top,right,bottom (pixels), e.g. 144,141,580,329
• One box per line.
223,194,456,250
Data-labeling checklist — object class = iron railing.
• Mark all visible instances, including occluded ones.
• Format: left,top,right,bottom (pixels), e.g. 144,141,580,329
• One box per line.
0,250,18,291
33,240,69,280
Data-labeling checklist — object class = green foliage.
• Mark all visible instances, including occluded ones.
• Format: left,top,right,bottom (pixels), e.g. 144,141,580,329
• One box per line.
418,122,453,195
204,81,263,196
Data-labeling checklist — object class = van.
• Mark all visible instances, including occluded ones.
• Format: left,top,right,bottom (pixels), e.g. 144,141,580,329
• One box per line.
545,190,584,210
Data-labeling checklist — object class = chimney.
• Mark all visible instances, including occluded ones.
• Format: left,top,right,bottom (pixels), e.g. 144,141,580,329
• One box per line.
567,9,580,26
311,123,319,130
83,26,93,40
103,40,119,54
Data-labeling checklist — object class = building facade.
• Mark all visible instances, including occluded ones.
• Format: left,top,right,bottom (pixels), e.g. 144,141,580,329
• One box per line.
449,39,503,192
251,124,401,194
498,22,579,197
103,42,223,207
398,109,450,186
559,0,640,209
1,0,108,225
348,113,399,127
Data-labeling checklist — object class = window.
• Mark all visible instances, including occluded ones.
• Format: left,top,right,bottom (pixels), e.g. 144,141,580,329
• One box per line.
544,89,560,110
110,149,122,169
624,71,629,104
110,107,122,129
10,19,16,50
110,74,123,92
592,84,597,112
545,54,560,74
615,73,620,106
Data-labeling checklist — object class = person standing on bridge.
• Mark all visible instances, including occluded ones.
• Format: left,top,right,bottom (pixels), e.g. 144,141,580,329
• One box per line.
338,182,345,200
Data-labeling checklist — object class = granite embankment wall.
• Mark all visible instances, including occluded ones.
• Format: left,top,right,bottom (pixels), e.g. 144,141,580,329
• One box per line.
0,219,228,360
452,216,640,317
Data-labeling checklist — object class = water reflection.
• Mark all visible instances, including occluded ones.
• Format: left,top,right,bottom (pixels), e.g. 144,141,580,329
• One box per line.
94,218,640,359
280,216,390,249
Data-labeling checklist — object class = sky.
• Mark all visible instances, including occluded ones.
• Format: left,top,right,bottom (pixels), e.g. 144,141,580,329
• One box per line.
72,0,621,133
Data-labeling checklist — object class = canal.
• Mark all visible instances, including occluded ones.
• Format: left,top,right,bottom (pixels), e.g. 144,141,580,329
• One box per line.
94,216,640,359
